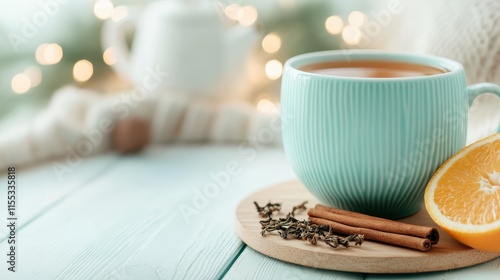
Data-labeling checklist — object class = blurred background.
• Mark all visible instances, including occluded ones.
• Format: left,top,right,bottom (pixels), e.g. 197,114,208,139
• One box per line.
0,0,499,168
0,0,385,112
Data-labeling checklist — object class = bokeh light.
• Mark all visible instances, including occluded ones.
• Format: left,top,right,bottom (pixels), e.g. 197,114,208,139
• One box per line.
224,4,241,21
342,25,362,45
111,5,128,22
24,66,42,87
44,43,63,64
262,33,282,53
265,60,283,80
73,60,94,82
348,11,367,27
94,0,114,20
238,5,258,26
11,73,31,94
257,98,277,114
35,44,48,64
325,15,344,35
36,43,63,65
103,47,116,65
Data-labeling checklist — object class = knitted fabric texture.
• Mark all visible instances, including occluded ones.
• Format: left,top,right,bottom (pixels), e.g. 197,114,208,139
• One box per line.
424,0,500,84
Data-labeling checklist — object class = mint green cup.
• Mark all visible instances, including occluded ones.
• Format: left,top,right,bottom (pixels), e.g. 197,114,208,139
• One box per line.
281,50,500,219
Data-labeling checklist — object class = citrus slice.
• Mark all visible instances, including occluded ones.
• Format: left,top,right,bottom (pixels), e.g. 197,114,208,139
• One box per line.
425,133,500,253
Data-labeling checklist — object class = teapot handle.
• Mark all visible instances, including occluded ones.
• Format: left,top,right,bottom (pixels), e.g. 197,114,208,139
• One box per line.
101,6,141,82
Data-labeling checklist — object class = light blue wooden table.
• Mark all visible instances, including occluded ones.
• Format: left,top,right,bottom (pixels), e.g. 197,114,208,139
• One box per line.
0,144,499,279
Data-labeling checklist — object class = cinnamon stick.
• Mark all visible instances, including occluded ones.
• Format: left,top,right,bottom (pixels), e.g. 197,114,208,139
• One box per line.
313,204,439,244
309,217,432,252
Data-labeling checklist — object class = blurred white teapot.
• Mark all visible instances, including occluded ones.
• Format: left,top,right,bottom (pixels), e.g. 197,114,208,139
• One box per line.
102,0,259,97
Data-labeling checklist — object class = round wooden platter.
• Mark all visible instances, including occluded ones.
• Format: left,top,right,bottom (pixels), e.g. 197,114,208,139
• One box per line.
235,180,500,274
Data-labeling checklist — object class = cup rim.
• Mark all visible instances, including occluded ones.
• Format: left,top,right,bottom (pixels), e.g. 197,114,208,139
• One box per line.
284,50,464,81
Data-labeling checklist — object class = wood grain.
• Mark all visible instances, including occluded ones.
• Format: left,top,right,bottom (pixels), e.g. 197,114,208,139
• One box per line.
0,145,297,280
223,247,364,280
235,180,500,274
0,154,118,241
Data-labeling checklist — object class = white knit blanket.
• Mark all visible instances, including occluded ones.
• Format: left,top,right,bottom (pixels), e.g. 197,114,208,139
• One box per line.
0,87,282,170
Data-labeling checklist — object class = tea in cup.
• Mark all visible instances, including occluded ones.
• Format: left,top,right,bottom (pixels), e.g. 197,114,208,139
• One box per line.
281,50,500,218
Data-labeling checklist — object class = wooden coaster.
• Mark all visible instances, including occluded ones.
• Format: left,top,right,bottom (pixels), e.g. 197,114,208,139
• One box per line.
235,180,500,273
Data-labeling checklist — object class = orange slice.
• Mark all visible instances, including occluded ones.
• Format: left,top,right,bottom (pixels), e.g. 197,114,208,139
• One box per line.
425,133,500,253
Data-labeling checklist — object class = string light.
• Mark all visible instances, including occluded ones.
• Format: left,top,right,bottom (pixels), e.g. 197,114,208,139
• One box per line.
265,60,283,80
325,15,343,35
224,4,241,21
103,47,116,65
11,73,31,94
342,25,362,45
24,66,42,87
94,0,114,20
238,5,258,26
111,5,128,22
73,60,93,82
262,33,282,54
348,11,366,27
257,98,277,114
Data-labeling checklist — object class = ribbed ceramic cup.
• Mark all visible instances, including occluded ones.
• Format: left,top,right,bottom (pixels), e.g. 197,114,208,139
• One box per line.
281,50,500,219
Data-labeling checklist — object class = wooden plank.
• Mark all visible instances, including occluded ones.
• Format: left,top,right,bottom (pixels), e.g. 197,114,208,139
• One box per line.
365,257,500,279
223,247,364,280
0,145,296,279
0,153,118,240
